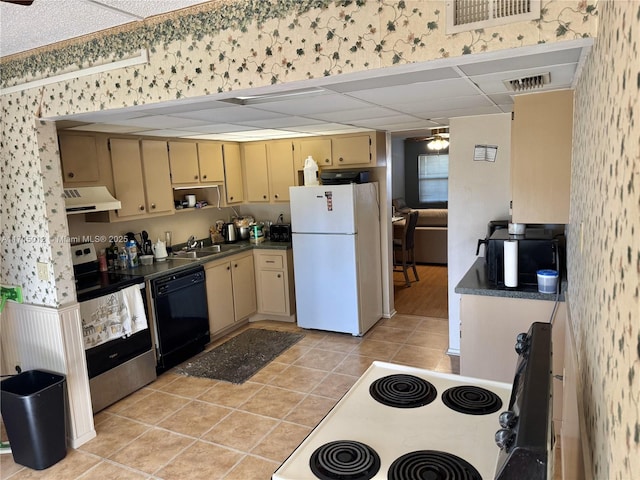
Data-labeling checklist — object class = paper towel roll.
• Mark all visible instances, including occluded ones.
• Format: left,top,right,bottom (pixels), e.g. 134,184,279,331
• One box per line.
504,240,518,287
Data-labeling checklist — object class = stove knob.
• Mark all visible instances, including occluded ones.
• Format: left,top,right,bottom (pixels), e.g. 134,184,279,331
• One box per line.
495,428,515,450
515,332,529,355
499,410,518,428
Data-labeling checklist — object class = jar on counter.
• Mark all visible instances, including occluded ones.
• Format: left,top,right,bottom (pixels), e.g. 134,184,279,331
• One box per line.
125,240,138,268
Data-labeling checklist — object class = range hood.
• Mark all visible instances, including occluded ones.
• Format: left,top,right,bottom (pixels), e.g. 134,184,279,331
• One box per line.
64,186,121,214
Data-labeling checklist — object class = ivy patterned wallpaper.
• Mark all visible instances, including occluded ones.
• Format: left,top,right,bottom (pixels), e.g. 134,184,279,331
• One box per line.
3,1,635,477
570,1,639,479
0,0,597,307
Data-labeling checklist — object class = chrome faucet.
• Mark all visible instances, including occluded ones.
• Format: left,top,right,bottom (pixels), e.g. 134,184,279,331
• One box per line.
187,235,198,249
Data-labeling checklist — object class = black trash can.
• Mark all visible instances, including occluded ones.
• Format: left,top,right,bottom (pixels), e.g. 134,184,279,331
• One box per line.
0,370,67,470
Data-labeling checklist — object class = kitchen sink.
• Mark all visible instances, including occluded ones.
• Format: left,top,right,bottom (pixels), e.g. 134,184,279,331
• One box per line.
170,244,244,260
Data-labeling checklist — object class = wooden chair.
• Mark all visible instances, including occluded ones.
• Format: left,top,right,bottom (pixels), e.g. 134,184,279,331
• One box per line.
393,210,420,287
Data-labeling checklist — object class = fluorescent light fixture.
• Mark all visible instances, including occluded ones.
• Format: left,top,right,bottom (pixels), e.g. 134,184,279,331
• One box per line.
220,87,325,106
1,49,149,95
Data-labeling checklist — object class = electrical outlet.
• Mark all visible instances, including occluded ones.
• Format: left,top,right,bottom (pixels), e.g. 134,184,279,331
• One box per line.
37,261,49,281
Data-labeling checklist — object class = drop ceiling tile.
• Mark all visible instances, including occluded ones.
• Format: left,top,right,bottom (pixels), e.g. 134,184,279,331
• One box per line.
177,123,260,134
250,94,372,116
457,48,583,76
345,78,480,105
325,67,461,93
96,0,208,18
287,123,366,134
67,124,152,134
106,115,210,128
393,95,494,116
129,129,205,137
310,106,411,123
177,106,287,122
239,116,326,129
423,105,504,119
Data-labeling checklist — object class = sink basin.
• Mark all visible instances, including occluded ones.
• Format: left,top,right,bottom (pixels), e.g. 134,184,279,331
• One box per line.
170,244,244,260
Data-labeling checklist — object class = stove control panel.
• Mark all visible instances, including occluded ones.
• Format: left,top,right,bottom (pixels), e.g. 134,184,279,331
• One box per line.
494,322,552,480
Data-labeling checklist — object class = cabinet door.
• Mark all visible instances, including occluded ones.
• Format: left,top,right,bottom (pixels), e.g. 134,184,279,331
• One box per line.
197,143,225,183
205,261,235,334
267,141,294,202
511,90,573,224
59,134,99,183
231,254,256,320
109,138,147,218
254,251,293,316
168,141,199,184
257,270,288,314
242,143,270,202
332,134,371,166
222,143,244,204
297,138,332,169
141,140,174,214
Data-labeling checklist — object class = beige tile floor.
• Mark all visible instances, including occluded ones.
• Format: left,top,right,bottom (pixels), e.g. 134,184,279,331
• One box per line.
1,315,457,480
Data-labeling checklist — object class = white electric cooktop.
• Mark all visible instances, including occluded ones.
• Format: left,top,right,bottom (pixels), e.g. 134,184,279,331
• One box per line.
273,361,512,480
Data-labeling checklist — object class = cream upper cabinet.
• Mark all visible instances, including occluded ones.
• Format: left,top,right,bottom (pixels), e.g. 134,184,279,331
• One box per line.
242,141,295,203
332,134,372,166
267,140,295,202
59,134,100,184
242,142,270,202
168,141,199,185
110,138,174,219
296,137,332,170
222,143,244,204
254,250,295,316
511,90,573,224
109,138,148,218
197,142,225,183
140,140,174,215
205,251,256,336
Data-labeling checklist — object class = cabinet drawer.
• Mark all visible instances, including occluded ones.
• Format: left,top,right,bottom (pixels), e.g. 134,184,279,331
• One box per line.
257,254,284,269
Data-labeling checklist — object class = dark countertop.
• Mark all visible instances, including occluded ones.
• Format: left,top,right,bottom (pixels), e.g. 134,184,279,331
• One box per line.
455,258,566,301
118,240,291,281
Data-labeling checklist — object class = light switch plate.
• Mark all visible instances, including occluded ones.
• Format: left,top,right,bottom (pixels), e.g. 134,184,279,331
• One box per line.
37,262,49,281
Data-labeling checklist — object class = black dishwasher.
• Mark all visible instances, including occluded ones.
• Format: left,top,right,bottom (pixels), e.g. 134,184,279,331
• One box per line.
151,265,210,373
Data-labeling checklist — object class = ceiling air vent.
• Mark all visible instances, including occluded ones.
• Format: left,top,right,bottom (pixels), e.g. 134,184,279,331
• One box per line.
503,72,550,92
446,0,541,34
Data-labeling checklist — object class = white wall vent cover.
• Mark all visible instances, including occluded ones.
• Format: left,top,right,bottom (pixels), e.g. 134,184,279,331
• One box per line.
503,72,550,92
446,0,541,34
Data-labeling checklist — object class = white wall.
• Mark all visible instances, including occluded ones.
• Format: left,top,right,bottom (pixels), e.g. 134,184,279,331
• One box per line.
447,114,512,354
390,137,406,200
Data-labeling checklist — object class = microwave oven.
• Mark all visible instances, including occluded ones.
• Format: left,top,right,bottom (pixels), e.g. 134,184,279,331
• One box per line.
486,228,563,287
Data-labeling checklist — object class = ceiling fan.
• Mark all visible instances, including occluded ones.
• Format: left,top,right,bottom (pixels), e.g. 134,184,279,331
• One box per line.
410,128,450,150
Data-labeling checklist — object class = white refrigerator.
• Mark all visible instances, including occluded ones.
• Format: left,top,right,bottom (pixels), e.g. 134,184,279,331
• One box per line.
289,182,383,336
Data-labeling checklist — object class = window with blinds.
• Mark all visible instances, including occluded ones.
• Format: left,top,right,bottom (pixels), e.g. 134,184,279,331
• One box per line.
418,153,449,204
446,0,541,34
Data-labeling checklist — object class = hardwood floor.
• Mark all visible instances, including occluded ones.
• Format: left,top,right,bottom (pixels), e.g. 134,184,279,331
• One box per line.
393,264,448,318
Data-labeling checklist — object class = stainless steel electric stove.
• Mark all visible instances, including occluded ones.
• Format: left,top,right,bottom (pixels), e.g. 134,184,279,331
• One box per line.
273,322,553,480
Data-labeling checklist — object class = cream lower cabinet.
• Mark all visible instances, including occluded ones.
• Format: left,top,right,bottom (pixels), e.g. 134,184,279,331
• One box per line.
254,249,295,316
459,294,566,425
204,251,256,335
